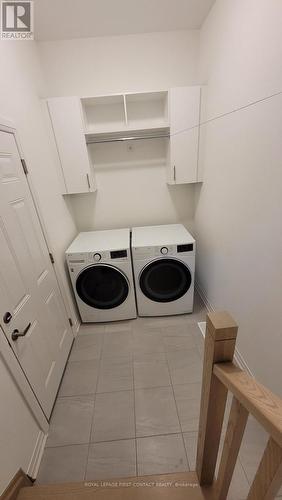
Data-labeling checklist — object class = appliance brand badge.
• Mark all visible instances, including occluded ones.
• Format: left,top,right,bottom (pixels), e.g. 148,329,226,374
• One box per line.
1,1,34,39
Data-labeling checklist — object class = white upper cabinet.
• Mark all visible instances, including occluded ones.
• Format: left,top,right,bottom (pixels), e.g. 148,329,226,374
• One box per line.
168,127,199,184
168,86,201,184
47,87,202,194
47,97,96,195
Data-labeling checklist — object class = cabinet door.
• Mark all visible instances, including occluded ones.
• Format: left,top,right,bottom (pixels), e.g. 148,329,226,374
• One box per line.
47,97,95,194
168,86,201,184
170,128,199,184
169,86,201,135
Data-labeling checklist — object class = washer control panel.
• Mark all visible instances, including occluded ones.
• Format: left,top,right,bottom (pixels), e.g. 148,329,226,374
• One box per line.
66,249,129,266
132,243,195,260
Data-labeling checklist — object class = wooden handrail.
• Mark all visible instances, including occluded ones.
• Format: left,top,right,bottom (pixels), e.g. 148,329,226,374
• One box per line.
197,312,282,499
213,362,282,447
196,312,238,485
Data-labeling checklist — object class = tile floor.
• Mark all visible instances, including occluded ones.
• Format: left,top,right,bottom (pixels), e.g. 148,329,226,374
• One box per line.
37,294,282,499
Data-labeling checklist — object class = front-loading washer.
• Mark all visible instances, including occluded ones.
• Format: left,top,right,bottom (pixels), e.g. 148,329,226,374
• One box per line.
131,224,195,316
66,229,137,322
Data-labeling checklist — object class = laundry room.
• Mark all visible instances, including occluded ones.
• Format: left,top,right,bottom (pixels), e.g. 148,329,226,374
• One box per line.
0,1,282,499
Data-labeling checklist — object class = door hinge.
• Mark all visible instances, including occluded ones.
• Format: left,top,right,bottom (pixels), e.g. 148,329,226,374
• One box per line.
68,318,73,327
49,252,55,264
21,158,28,175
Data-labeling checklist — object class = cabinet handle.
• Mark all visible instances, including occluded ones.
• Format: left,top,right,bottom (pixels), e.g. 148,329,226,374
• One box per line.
11,322,31,341
173,166,176,182
86,173,91,190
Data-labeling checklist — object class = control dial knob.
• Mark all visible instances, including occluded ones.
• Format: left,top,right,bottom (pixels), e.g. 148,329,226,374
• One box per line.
160,247,168,255
93,253,102,262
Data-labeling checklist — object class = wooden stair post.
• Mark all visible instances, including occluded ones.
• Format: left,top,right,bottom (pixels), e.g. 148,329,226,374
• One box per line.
196,312,238,485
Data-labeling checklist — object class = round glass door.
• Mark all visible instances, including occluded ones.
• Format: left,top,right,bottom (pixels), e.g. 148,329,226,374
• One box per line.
139,258,191,303
76,265,129,309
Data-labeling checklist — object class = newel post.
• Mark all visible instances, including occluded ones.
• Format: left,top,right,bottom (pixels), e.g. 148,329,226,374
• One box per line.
196,311,238,485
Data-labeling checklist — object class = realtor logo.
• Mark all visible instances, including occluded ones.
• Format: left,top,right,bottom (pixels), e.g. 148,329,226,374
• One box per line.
1,1,34,39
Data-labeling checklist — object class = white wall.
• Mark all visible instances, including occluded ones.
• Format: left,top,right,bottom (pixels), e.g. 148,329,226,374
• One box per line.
38,30,199,231
195,0,282,394
0,42,79,327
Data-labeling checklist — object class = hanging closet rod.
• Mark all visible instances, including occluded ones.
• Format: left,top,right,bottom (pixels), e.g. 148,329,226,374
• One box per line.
86,133,170,145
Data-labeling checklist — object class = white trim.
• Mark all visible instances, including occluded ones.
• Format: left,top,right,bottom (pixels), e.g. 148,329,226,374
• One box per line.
195,281,215,312
196,281,254,377
234,350,254,377
198,321,206,337
27,431,47,479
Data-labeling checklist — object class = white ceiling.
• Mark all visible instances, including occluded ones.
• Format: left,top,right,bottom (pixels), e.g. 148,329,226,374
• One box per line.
34,0,215,41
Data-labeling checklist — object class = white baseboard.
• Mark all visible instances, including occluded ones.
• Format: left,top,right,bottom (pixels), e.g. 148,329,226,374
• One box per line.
27,430,47,479
195,281,215,313
196,281,254,377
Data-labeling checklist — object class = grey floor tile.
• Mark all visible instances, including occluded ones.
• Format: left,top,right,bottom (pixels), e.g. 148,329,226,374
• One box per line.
174,383,201,432
137,434,188,476
36,444,88,484
162,332,196,352
58,360,99,397
69,334,103,362
134,355,171,389
85,439,136,480
163,320,204,351
133,330,165,355
135,386,181,437
47,396,94,447
79,324,105,336
191,323,205,359
104,321,134,333
91,391,135,442
133,319,163,334
97,357,133,393
39,310,216,483
133,352,167,363
183,431,198,470
137,315,187,330
167,348,202,385
101,351,133,364
161,322,197,337
102,331,133,358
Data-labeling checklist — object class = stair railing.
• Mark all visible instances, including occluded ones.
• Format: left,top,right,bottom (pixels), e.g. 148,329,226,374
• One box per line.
196,312,282,499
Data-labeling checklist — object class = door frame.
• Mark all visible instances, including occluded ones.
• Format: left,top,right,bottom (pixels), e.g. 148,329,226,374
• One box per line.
0,116,78,334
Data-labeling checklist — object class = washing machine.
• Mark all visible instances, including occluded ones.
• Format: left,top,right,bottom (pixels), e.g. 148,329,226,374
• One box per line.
66,229,137,323
131,224,195,317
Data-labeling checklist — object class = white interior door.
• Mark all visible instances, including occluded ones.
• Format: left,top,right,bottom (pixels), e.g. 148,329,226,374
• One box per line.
0,130,73,418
